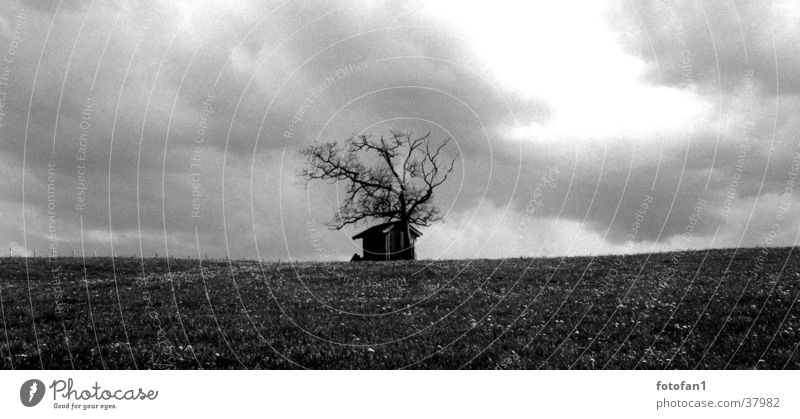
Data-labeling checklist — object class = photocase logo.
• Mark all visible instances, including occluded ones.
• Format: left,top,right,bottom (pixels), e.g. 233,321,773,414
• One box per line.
20,379,45,407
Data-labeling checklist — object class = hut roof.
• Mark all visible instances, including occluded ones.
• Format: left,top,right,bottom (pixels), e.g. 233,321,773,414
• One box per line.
352,221,422,240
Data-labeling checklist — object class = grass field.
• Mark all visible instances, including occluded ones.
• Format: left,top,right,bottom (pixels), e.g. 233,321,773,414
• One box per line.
1,247,799,369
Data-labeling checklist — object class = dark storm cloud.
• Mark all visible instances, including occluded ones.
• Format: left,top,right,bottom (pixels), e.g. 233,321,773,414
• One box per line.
616,0,800,95
0,0,513,260
591,0,800,249
2,0,798,260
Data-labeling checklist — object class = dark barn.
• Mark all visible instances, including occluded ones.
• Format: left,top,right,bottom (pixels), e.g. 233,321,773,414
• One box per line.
352,221,422,261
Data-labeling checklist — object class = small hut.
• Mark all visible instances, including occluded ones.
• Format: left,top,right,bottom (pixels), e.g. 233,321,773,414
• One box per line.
352,221,421,261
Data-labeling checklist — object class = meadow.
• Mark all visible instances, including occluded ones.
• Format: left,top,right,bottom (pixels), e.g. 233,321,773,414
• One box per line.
1,246,798,369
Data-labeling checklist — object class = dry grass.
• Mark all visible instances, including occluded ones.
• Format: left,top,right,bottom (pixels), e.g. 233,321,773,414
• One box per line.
1,247,798,369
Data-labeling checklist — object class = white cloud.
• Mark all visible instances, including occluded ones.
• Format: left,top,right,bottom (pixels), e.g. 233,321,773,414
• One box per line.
416,201,676,260
423,0,712,145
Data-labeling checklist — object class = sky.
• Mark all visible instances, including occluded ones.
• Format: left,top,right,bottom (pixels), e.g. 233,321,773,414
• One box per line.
1,0,799,261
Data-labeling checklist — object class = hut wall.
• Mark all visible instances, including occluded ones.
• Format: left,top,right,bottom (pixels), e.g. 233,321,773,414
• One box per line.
362,234,386,261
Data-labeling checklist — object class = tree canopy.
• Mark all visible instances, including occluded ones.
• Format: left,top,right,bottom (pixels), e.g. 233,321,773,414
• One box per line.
300,131,458,230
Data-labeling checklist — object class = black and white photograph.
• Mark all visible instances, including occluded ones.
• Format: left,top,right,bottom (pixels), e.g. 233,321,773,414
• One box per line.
0,0,799,416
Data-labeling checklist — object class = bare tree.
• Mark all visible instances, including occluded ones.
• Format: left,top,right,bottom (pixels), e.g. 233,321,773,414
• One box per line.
300,131,458,259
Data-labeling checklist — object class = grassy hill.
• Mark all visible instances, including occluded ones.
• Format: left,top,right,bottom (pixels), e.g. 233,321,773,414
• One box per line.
1,246,798,369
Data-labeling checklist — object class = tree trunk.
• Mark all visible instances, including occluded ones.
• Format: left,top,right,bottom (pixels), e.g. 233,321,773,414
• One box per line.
397,197,414,261
398,218,414,260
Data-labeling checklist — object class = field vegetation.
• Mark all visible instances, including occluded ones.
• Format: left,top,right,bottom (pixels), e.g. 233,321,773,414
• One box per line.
1,247,798,369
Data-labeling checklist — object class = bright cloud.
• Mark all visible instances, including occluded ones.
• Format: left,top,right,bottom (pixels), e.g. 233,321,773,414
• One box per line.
423,0,712,144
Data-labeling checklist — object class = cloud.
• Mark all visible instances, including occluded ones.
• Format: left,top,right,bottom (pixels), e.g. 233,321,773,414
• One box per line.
1,0,799,262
